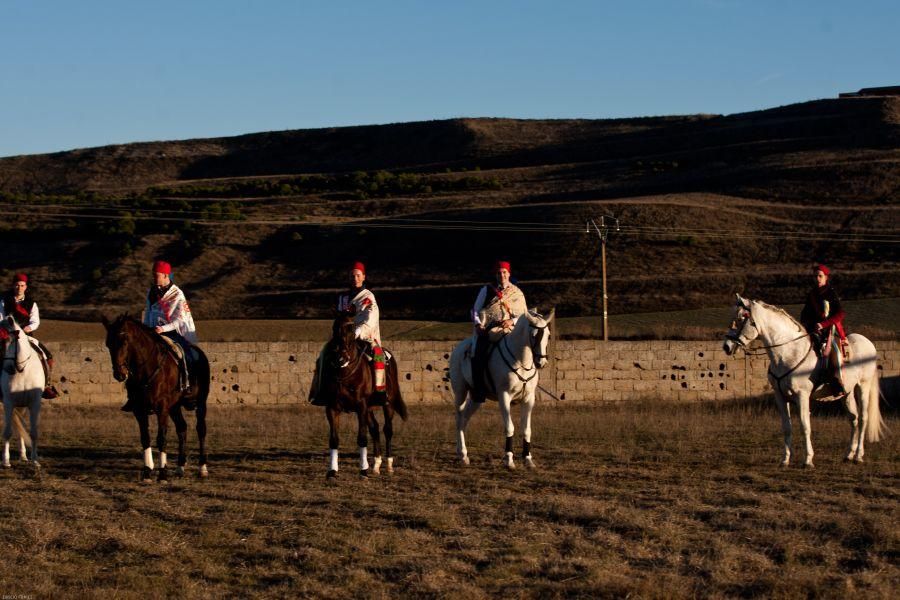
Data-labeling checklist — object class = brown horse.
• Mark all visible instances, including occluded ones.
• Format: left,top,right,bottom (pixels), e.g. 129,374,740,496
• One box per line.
102,315,210,483
318,312,407,479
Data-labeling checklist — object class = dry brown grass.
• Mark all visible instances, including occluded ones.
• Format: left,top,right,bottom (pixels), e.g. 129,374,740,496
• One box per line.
0,402,897,599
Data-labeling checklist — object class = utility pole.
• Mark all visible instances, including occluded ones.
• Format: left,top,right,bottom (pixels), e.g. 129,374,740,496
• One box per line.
588,216,619,341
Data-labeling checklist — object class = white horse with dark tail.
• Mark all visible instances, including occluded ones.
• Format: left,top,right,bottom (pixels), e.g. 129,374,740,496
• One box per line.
723,295,885,467
449,309,553,469
1,315,45,468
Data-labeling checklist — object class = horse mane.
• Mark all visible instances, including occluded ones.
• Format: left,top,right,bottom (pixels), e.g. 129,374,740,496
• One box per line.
752,300,804,332
115,315,173,352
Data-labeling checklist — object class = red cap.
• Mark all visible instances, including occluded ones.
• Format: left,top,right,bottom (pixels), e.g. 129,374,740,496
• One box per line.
495,261,511,273
814,264,830,277
153,261,172,275
351,261,366,274
13,273,27,284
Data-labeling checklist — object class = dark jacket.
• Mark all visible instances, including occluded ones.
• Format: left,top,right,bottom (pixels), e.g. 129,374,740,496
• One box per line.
801,284,846,339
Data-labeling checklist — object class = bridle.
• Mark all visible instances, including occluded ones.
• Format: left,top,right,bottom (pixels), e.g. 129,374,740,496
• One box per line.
498,319,550,383
725,303,814,393
2,329,32,373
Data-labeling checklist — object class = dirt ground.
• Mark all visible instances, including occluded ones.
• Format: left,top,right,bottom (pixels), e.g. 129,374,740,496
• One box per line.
0,402,896,598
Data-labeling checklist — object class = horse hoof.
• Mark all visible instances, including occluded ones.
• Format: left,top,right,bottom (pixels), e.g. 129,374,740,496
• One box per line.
372,466,380,476
158,469,169,483
198,465,209,479
844,456,853,463
2,462,10,469
175,466,185,477
460,456,470,466
326,470,338,480
803,462,815,469
359,469,369,479
386,465,394,474
854,456,864,464
524,457,536,469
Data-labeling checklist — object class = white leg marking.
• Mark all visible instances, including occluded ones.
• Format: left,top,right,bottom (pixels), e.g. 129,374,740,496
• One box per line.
160,452,167,469
505,451,515,469
386,456,394,473
2,441,10,468
359,446,369,471
373,456,382,475
329,448,339,472
144,447,155,470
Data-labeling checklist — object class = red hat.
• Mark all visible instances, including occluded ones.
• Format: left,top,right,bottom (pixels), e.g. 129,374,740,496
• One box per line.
351,261,366,274
814,264,830,277
495,260,511,273
13,273,27,284
153,260,172,275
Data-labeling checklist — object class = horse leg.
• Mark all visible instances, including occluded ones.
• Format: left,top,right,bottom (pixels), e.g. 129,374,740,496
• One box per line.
15,408,27,461
156,410,171,482
367,411,382,475
326,407,340,479
520,392,536,469
772,387,792,467
382,404,394,473
2,400,12,468
455,384,480,465
170,405,188,476
28,397,40,468
797,393,814,468
196,395,209,478
357,408,370,478
135,409,154,483
499,392,515,469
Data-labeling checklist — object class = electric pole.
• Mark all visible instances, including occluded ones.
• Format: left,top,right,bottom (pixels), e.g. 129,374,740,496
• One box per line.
588,216,619,341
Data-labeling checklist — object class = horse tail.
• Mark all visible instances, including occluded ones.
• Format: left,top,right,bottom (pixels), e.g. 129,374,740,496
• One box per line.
12,407,30,446
389,358,408,421
194,348,211,413
866,377,886,443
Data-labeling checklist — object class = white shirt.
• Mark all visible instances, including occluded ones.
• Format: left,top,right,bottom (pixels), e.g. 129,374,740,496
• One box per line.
0,297,40,332
337,288,381,344
143,284,198,344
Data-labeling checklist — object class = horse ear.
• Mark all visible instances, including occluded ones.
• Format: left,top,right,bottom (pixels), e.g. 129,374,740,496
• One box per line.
547,307,556,323
734,293,749,309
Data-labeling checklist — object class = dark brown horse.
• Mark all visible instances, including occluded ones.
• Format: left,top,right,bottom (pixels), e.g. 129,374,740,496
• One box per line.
318,312,407,479
102,315,210,483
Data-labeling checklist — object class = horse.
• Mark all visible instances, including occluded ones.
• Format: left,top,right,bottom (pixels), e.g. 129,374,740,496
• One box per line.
317,311,408,480
723,294,885,467
1,316,45,468
102,315,210,482
449,308,553,469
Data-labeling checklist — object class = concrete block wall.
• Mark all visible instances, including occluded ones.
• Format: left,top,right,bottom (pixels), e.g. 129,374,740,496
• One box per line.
49,340,900,406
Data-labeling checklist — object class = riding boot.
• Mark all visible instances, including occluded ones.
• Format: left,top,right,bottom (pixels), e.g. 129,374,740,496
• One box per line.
472,333,489,403
121,396,138,412
41,357,59,400
308,363,329,406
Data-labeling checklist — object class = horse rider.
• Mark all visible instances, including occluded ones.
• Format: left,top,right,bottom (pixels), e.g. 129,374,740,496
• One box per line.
309,261,387,406
470,260,528,403
122,260,197,411
0,273,59,399
800,263,847,394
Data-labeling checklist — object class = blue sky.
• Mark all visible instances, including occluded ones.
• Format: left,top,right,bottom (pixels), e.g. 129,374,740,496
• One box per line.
1,0,897,157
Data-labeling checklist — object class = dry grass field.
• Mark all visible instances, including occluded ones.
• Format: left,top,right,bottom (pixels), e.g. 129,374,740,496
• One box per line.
0,401,897,598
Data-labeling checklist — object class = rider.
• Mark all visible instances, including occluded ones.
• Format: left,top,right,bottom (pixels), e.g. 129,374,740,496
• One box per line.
470,260,528,403
122,260,197,411
0,273,59,399
309,261,387,406
800,263,847,394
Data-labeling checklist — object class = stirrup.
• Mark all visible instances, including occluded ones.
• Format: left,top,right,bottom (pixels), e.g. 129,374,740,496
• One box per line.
42,386,59,400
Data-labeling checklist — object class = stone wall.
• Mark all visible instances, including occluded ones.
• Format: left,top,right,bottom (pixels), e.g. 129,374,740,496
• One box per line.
50,340,900,406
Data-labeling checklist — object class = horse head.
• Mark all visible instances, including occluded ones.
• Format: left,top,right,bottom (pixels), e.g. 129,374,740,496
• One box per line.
723,294,760,355
331,310,359,367
102,314,132,382
525,308,554,369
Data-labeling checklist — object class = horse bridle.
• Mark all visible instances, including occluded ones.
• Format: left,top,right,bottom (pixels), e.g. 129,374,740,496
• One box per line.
726,306,809,354
2,330,32,373
498,320,550,383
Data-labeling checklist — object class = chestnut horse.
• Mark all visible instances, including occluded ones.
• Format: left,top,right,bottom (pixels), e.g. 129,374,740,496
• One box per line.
317,312,408,479
102,315,210,482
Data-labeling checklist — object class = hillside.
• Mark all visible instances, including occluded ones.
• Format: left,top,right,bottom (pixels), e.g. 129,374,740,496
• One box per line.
0,96,898,324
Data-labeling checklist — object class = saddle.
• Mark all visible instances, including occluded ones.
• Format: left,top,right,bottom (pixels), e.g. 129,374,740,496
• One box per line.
158,335,199,395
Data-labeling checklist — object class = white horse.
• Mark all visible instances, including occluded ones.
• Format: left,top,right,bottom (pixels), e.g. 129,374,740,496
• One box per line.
1,316,45,468
723,295,885,467
449,309,553,469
